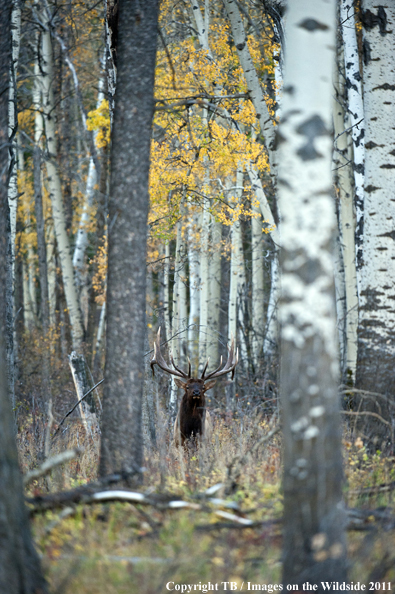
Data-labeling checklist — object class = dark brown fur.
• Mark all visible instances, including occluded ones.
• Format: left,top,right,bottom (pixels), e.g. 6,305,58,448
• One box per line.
173,379,215,446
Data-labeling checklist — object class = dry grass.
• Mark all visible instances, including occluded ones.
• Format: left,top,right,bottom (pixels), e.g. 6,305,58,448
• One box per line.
15,401,395,593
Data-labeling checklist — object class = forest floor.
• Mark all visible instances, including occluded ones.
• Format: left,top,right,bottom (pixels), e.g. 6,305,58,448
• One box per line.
18,411,395,594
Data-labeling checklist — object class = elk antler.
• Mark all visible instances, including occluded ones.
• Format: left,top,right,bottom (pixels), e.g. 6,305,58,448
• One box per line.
202,335,239,381
150,328,190,378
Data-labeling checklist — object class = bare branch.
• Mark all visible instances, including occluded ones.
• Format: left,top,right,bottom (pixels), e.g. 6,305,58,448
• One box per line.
24,448,83,486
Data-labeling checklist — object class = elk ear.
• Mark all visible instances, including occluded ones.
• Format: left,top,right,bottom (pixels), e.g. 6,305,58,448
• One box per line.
204,379,217,391
174,378,187,389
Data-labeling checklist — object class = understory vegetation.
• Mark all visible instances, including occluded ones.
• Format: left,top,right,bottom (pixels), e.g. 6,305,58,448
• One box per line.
17,356,395,592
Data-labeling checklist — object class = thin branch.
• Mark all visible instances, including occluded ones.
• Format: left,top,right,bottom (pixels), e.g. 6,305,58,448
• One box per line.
341,410,393,429
24,448,83,486
334,118,363,143
52,379,104,439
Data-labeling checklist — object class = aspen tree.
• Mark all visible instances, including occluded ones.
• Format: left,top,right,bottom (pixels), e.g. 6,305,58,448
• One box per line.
278,0,347,584
41,24,84,350
333,44,358,382
340,0,365,289
187,209,200,360
356,1,395,446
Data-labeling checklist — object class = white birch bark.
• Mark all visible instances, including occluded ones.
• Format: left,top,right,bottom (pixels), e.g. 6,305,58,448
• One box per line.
73,72,105,285
333,46,358,382
278,0,346,583
93,300,106,372
223,0,276,156
22,260,35,331
7,0,21,276
207,217,221,366
251,202,265,367
340,0,365,290
41,28,84,350
356,2,395,441
198,194,210,367
333,228,347,370
228,170,247,365
45,219,57,329
187,211,200,360
19,149,37,329
163,242,171,342
34,38,56,329
172,216,188,358
190,0,210,54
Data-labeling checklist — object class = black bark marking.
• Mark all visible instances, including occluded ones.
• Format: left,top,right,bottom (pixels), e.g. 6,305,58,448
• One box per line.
354,128,364,148
389,149,395,156
365,141,383,149
345,77,358,93
365,185,380,193
298,18,329,32
361,7,388,36
296,114,329,161
363,39,371,65
284,85,295,95
380,163,395,169
379,230,395,241
373,83,395,91
354,162,365,175
236,42,246,51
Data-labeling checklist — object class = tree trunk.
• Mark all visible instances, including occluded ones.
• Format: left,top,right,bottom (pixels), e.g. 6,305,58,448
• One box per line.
278,0,347,585
333,43,358,383
223,0,276,157
187,209,200,362
0,2,47,589
198,192,210,368
7,0,21,283
99,0,159,478
251,200,265,369
356,1,395,448
340,0,365,291
41,25,84,350
207,217,221,368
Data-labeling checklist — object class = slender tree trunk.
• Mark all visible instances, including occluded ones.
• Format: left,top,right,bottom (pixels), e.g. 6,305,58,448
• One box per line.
163,241,171,341
73,71,105,295
223,0,276,157
93,300,106,376
207,217,221,368
41,25,84,350
340,0,365,291
333,44,358,383
356,1,395,448
7,0,21,281
279,0,347,585
187,210,200,362
251,201,265,369
99,0,159,478
198,192,210,367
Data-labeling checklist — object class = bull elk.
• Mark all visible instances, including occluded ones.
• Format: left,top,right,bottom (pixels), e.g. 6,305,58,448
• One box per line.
150,328,238,446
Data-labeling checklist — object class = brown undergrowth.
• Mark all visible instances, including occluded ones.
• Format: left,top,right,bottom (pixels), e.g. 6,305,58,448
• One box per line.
16,402,395,593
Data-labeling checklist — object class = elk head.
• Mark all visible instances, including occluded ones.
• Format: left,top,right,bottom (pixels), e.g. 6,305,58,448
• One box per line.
150,328,238,446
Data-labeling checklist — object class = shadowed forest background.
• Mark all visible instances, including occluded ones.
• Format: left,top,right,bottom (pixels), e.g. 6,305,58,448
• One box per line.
1,0,395,592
